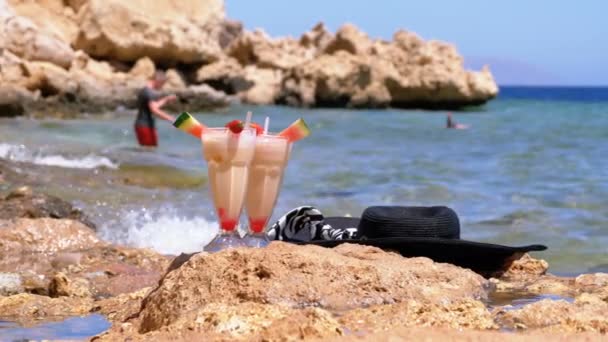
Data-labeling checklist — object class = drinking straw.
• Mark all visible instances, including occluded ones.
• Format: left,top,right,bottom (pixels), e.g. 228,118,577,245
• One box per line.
263,116,270,135
244,111,252,129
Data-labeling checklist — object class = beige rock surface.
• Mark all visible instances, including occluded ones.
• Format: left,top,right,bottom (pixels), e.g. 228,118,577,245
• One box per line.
325,327,606,342
138,242,487,332
73,0,225,63
240,66,283,105
338,298,497,332
494,294,608,333
0,218,101,255
196,57,253,94
7,0,79,44
0,293,93,323
228,29,316,70
1,0,75,67
299,22,334,52
324,23,372,56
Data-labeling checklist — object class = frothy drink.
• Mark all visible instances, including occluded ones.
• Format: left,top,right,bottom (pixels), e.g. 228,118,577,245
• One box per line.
246,135,291,233
202,128,256,231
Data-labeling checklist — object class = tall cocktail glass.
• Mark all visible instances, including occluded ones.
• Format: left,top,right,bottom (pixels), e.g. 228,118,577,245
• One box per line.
202,127,256,252
244,134,292,247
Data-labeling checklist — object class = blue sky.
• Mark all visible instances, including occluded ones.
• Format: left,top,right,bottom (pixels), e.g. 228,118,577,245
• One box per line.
226,0,607,86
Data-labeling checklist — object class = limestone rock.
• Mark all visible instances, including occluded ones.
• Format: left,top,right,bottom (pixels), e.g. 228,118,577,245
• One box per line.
228,29,315,70
502,254,550,279
166,84,233,111
324,23,372,55
196,58,253,94
129,57,156,80
0,190,95,228
0,272,23,296
73,0,225,63
575,273,608,289
494,295,608,333
338,298,497,332
138,242,487,332
1,0,75,67
49,272,91,298
299,22,334,52
217,18,243,49
0,85,36,117
279,51,381,108
240,66,282,105
94,287,153,323
163,69,187,91
0,293,93,325
6,0,79,44
374,37,498,108
22,61,77,96
0,218,102,255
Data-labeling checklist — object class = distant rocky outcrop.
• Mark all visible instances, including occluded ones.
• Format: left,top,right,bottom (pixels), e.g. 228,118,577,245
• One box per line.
228,24,498,109
1,0,497,117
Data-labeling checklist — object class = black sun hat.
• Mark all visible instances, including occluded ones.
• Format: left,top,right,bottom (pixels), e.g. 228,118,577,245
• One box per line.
267,206,547,277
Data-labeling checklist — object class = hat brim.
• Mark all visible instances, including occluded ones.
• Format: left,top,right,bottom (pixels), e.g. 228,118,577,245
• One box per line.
292,217,547,278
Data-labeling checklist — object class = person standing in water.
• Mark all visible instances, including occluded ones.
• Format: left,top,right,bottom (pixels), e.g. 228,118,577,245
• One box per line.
134,71,177,147
446,112,469,129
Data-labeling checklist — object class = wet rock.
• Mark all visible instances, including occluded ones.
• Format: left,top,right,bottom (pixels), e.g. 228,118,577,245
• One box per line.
0,293,93,324
338,298,496,332
138,242,487,332
20,271,48,295
93,287,152,323
49,272,91,298
0,190,96,229
0,218,101,255
494,294,608,333
502,253,549,279
0,241,168,299
0,86,34,117
73,0,225,64
489,259,608,303
0,272,23,296
575,273,608,290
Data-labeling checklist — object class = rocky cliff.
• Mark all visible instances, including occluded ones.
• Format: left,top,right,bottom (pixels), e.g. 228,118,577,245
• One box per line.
0,0,498,117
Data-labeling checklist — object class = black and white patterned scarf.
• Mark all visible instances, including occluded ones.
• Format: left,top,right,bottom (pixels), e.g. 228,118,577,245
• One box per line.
266,206,358,242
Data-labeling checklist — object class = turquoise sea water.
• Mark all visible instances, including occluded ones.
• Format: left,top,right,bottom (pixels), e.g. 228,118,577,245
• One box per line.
0,86,607,274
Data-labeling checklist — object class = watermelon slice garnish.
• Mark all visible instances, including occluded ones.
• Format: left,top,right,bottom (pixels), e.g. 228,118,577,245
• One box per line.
173,112,206,138
225,119,244,134
250,123,264,135
278,118,311,142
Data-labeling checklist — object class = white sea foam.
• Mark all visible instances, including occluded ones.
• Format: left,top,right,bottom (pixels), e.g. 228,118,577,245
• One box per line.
0,143,117,169
99,209,219,255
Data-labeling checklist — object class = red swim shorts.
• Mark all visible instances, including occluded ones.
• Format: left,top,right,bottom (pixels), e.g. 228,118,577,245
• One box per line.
134,125,158,147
